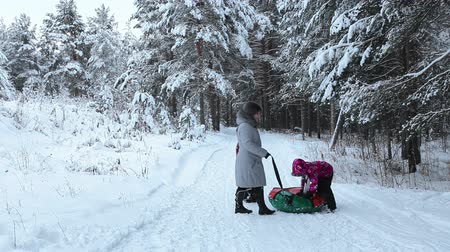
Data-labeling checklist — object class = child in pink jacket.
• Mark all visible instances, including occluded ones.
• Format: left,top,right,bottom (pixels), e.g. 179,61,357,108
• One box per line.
292,159,336,211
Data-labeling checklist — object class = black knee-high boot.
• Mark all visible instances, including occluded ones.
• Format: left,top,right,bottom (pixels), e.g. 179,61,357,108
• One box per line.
245,190,257,203
235,187,253,214
253,187,275,215
318,175,337,211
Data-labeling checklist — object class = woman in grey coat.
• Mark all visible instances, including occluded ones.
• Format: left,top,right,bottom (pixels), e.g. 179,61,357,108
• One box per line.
235,102,275,215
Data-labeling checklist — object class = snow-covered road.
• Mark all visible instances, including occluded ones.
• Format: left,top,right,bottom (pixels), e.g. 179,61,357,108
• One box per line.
99,128,450,252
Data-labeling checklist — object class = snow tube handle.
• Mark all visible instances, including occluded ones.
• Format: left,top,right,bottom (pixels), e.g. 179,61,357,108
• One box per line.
271,156,283,189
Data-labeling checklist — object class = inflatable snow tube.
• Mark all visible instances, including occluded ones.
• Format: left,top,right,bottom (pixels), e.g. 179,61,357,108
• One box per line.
268,187,326,213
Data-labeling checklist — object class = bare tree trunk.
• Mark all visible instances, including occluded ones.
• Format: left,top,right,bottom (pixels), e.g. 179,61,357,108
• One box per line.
330,108,344,150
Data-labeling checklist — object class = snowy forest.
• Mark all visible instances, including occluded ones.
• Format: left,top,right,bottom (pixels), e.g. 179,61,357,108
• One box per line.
2,0,449,176
0,0,449,251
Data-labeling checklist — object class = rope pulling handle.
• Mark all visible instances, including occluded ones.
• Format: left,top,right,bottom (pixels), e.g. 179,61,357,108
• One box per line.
271,156,283,189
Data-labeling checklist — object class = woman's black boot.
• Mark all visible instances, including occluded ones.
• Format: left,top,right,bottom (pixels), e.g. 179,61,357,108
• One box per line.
245,191,257,203
253,187,275,215
235,188,253,214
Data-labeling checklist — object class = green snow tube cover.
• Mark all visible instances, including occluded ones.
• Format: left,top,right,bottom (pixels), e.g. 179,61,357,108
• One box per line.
268,187,326,213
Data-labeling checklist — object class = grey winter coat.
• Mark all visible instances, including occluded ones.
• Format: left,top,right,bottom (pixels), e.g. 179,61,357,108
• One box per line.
235,111,269,188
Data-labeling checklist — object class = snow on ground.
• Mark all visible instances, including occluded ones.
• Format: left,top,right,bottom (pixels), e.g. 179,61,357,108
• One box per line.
1,99,450,251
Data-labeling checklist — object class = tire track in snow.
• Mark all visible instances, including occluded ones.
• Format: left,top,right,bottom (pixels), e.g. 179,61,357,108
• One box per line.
102,140,229,252
107,135,255,252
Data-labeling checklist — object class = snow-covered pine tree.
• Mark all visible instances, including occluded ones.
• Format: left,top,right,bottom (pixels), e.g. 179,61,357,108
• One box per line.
0,20,7,52
39,0,88,96
126,90,174,134
115,0,174,104
399,2,450,135
277,0,337,102
277,0,449,170
340,1,450,172
113,0,174,133
85,4,127,111
106,22,137,112
276,0,340,135
179,106,205,141
4,14,41,92
229,0,274,129
0,50,15,100
132,0,266,131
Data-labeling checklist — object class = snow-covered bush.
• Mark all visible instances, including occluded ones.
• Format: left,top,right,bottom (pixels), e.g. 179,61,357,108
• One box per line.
168,137,181,150
128,91,174,134
94,85,114,113
179,106,205,141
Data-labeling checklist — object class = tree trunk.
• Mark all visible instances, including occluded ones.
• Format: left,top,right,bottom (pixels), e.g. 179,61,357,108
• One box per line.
357,124,367,161
407,133,420,173
387,126,392,160
301,99,308,140
200,93,205,126
402,132,421,174
230,99,234,126
370,125,377,154
330,108,344,150
215,95,221,131
264,96,272,130
170,94,177,117
288,105,295,130
208,86,218,131
285,107,289,129
225,98,230,127
308,102,313,137
317,103,321,139
401,131,408,160
401,40,421,173
330,100,336,135
443,115,448,152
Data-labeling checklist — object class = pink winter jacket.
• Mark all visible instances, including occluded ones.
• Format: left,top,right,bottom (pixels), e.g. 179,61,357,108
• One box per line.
292,159,333,193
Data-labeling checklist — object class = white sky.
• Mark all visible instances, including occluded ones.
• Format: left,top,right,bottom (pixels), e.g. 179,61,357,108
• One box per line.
0,0,137,33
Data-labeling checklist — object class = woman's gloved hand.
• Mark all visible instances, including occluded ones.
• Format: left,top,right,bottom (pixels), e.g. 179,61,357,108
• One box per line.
265,153,271,159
